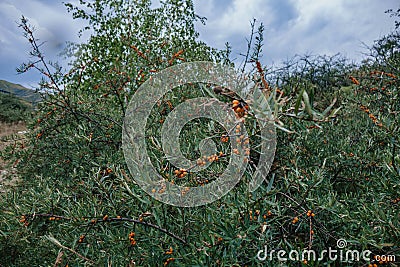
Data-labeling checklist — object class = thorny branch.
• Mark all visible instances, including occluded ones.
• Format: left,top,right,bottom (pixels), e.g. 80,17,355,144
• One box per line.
21,213,187,244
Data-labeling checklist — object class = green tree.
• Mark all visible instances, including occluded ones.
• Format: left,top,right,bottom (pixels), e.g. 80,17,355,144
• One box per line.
15,0,228,179
2,0,234,266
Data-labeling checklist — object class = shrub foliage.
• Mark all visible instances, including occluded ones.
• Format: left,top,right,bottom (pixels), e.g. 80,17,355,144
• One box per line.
0,1,399,266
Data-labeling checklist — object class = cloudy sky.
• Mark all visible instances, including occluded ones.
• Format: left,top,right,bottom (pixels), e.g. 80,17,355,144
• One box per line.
0,0,398,88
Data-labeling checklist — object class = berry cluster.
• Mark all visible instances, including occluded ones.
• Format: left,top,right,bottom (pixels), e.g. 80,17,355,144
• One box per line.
174,168,188,178
164,257,175,266
78,235,85,243
19,215,29,227
128,232,136,246
306,210,315,217
232,99,249,118
360,105,384,128
349,75,360,85
392,197,400,204
165,247,173,255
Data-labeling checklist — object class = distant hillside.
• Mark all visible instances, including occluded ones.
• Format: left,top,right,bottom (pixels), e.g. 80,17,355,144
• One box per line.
0,80,41,105
0,91,33,123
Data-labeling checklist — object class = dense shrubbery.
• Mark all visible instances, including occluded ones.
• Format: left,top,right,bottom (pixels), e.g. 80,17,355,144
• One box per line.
0,93,32,123
0,1,398,266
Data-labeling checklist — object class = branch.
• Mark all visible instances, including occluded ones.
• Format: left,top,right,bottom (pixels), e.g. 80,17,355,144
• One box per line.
241,19,257,73
45,236,95,265
23,213,187,244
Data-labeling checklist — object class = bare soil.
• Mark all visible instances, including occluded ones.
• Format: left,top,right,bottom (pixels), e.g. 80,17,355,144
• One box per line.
0,121,27,192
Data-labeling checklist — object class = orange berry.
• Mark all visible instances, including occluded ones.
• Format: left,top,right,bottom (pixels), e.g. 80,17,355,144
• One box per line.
221,135,229,142
235,107,243,113
165,247,173,255
78,235,85,243
164,258,175,266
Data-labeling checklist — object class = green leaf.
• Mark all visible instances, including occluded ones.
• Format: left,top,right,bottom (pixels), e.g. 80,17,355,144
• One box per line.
294,86,306,115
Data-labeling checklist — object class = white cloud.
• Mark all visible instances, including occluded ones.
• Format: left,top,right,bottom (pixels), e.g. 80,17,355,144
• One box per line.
0,0,87,86
1,0,398,87
216,0,269,35
263,0,397,63
194,0,398,65
195,0,275,47
0,3,27,52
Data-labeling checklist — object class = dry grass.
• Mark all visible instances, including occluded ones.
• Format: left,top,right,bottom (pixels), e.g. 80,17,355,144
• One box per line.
0,121,27,192
0,121,26,134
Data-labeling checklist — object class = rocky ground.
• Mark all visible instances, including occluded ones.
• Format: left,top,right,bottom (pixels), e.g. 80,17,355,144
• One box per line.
0,122,26,193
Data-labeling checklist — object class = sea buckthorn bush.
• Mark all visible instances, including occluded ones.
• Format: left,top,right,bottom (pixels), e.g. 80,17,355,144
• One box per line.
0,1,399,266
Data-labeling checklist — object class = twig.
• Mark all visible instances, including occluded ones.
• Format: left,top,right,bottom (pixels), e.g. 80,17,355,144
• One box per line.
241,19,256,73
24,213,187,244
45,236,95,265
111,217,187,244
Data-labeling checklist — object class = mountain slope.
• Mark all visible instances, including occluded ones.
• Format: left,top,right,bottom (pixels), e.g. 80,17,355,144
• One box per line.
0,80,41,104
